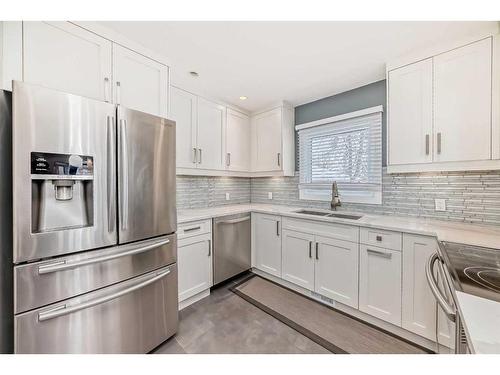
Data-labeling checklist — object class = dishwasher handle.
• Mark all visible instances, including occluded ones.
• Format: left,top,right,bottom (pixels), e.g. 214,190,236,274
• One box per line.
217,216,251,225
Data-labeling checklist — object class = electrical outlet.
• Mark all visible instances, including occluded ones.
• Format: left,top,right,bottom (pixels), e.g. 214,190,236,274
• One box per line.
225,193,230,201
268,192,273,200
435,198,446,212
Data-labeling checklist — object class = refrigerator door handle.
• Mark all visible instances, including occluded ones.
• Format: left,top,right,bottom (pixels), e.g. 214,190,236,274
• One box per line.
107,115,116,233
37,238,170,275
38,267,172,322
119,118,129,231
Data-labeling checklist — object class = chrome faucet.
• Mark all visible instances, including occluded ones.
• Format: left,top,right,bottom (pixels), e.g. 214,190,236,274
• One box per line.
331,181,341,210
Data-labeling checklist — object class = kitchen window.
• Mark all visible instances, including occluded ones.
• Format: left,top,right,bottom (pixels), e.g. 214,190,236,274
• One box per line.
297,106,383,204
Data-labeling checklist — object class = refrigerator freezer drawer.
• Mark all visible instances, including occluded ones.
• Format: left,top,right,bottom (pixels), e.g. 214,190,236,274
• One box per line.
15,264,178,354
14,234,177,314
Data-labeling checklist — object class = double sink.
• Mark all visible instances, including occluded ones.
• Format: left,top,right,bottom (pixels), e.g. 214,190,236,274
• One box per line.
294,209,363,221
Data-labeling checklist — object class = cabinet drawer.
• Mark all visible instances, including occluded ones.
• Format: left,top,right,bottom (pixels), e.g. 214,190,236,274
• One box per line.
360,227,402,251
178,219,211,240
282,216,358,243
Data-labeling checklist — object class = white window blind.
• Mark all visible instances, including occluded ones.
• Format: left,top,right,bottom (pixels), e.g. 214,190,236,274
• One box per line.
298,110,382,204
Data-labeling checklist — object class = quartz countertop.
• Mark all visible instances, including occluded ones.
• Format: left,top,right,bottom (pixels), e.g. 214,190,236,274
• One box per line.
178,203,500,249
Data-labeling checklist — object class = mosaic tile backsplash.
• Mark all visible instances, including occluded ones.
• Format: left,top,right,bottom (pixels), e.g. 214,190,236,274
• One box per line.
177,169,500,226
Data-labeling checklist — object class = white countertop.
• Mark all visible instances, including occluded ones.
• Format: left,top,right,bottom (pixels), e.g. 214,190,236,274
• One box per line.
178,203,500,353
178,203,500,249
456,292,500,354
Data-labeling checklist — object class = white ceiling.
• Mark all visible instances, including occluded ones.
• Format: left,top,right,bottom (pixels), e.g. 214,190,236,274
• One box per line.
100,21,497,112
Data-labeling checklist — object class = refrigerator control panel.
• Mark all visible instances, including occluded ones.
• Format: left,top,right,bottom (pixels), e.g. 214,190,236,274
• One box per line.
31,152,94,176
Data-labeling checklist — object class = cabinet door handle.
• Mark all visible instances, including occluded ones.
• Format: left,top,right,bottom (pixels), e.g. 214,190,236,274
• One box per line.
198,148,202,164
208,239,211,257
367,248,392,259
192,148,197,164
309,241,312,258
276,221,280,236
277,152,281,167
425,134,430,155
437,132,442,154
104,77,110,103
226,153,231,167
116,81,121,105
315,242,319,260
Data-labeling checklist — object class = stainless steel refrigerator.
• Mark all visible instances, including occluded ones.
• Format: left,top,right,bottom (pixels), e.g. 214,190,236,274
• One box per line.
10,81,178,353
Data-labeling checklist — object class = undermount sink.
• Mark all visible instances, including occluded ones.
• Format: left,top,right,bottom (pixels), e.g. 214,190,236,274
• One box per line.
294,209,363,220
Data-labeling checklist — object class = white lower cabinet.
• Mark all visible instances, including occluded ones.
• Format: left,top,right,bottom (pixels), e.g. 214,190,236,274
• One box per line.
252,213,282,277
282,229,315,290
315,236,359,308
178,233,212,303
359,244,402,326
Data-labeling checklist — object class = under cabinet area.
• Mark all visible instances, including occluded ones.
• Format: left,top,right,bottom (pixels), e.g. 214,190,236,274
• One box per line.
177,220,213,309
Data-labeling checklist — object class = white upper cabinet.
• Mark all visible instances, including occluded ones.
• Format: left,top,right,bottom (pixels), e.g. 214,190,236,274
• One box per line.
252,107,282,172
0,21,22,91
171,86,197,169
23,22,112,101
387,34,500,173
113,44,168,117
388,58,433,165
433,38,492,163
251,104,295,176
196,97,226,170
226,109,251,171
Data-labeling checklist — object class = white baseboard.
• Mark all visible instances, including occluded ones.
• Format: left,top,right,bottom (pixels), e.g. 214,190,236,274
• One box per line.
179,289,210,310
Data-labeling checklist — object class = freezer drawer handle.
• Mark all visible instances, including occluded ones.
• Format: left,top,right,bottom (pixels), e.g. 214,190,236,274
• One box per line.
426,253,456,322
37,238,171,275
38,267,172,322
217,216,251,225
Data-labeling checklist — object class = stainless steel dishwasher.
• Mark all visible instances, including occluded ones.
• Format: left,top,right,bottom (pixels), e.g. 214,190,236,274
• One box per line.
213,213,251,285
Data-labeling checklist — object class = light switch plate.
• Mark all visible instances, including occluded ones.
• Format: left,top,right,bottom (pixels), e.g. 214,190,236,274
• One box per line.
435,198,446,212
225,193,230,201
268,192,273,200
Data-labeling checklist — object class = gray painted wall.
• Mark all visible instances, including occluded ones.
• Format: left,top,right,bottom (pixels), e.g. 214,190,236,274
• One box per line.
295,80,387,167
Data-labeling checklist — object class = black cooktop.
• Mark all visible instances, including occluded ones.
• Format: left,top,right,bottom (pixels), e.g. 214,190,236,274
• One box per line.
439,241,500,303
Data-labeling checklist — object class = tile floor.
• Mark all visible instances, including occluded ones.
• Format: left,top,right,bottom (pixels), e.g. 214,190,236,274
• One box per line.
152,274,330,354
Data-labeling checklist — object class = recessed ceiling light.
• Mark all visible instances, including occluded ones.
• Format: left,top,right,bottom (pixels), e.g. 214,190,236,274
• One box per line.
189,71,199,77
239,96,248,100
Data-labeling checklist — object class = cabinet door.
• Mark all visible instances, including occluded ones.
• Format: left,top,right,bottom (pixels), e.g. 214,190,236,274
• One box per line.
359,245,402,325
0,21,22,91
171,86,197,169
23,21,112,101
226,108,250,171
252,213,282,277
178,235,212,302
196,97,225,170
315,236,359,308
252,107,282,172
113,44,168,117
402,234,438,340
434,38,492,162
282,229,315,291
388,58,433,165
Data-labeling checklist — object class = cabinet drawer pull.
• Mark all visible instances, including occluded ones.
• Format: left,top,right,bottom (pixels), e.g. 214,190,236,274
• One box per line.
367,248,392,259
376,235,382,242
183,226,201,233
